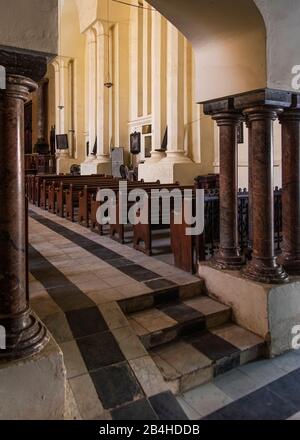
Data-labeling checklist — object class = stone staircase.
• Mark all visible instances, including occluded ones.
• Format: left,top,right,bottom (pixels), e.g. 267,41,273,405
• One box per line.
123,279,266,395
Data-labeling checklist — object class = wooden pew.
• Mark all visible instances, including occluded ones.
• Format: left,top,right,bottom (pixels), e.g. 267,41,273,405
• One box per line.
79,180,162,229
38,174,109,210
132,186,193,256
48,176,115,215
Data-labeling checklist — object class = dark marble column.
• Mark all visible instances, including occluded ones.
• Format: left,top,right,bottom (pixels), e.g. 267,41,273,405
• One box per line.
0,74,49,361
278,110,300,274
246,117,253,258
212,111,244,269
242,106,289,284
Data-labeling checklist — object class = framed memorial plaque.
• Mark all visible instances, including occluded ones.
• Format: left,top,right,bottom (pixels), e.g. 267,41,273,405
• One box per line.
56,134,69,150
130,131,141,155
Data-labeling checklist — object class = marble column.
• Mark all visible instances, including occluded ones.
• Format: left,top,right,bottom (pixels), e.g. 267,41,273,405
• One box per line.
278,110,300,274
246,117,253,258
34,78,49,153
212,112,244,269
0,74,49,361
243,106,289,284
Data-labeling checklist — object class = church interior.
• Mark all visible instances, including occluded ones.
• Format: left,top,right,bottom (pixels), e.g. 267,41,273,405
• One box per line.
1,0,300,422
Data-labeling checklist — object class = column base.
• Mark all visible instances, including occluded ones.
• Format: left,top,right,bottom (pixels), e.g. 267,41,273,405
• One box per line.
139,158,203,185
81,158,111,176
277,255,300,276
0,308,49,362
144,150,166,163
212,250,244,270
0,335,66,420
242,257,289,284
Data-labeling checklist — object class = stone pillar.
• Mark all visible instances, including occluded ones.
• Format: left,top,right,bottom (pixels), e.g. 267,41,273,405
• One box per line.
212,112,244,269
139,22,201,184
0,74,49,361
86,28,97,160
81,23,111,176
147,12,166,163
34,78,49,154
278,109,300,274
164,22,190,164
243,106,288,284
94,21,110,165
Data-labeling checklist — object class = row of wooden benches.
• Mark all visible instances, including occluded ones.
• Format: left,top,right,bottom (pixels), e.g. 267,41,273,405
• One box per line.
25,174,200,273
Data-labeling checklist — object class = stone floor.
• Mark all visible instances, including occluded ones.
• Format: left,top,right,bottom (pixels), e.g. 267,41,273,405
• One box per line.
28,205,300,420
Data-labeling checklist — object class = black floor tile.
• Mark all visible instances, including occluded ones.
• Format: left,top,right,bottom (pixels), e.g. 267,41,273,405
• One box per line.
109,258,134,268
241,388,296,420
214,354,241,377
186,331,241,362
153,287,180,305
266,370,300,410
149,391,188,420
76,331,125,371
111,399,158,420
158,302,204,324
204,373,300,421
65,307,108,338
145,279,177,290
49,285,94,312
120,264,159,282
91,362,144,410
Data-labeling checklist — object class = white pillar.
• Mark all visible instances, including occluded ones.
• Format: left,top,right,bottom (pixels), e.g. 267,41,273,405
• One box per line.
94,21,110,163
52,57,71,159
146,12,166,163
163,23,191,163
129,2,139,121
143,4,151,117
86,27,97,161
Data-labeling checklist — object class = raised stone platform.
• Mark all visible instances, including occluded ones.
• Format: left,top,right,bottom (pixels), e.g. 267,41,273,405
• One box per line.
0,335,66,420
199,263,300,356
138,161,203,185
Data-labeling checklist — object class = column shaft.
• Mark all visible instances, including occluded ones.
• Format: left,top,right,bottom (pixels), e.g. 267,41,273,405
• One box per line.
213,112,244,269
87,29,97,157
278,110,300,274
0,75,48,360
243,106,288,284
95,22,110,162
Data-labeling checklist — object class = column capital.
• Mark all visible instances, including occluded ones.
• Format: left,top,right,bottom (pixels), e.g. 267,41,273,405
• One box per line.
212,111,243,126
0,49,47,83
85,26,97,44
279,108,300,123
5,74,37,101
243,105,283,122
93,20,107,36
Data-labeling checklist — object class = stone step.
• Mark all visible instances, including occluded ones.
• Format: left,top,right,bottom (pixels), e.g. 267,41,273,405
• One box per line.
119,279,205,314
150,323,265,395
128,296,231,349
